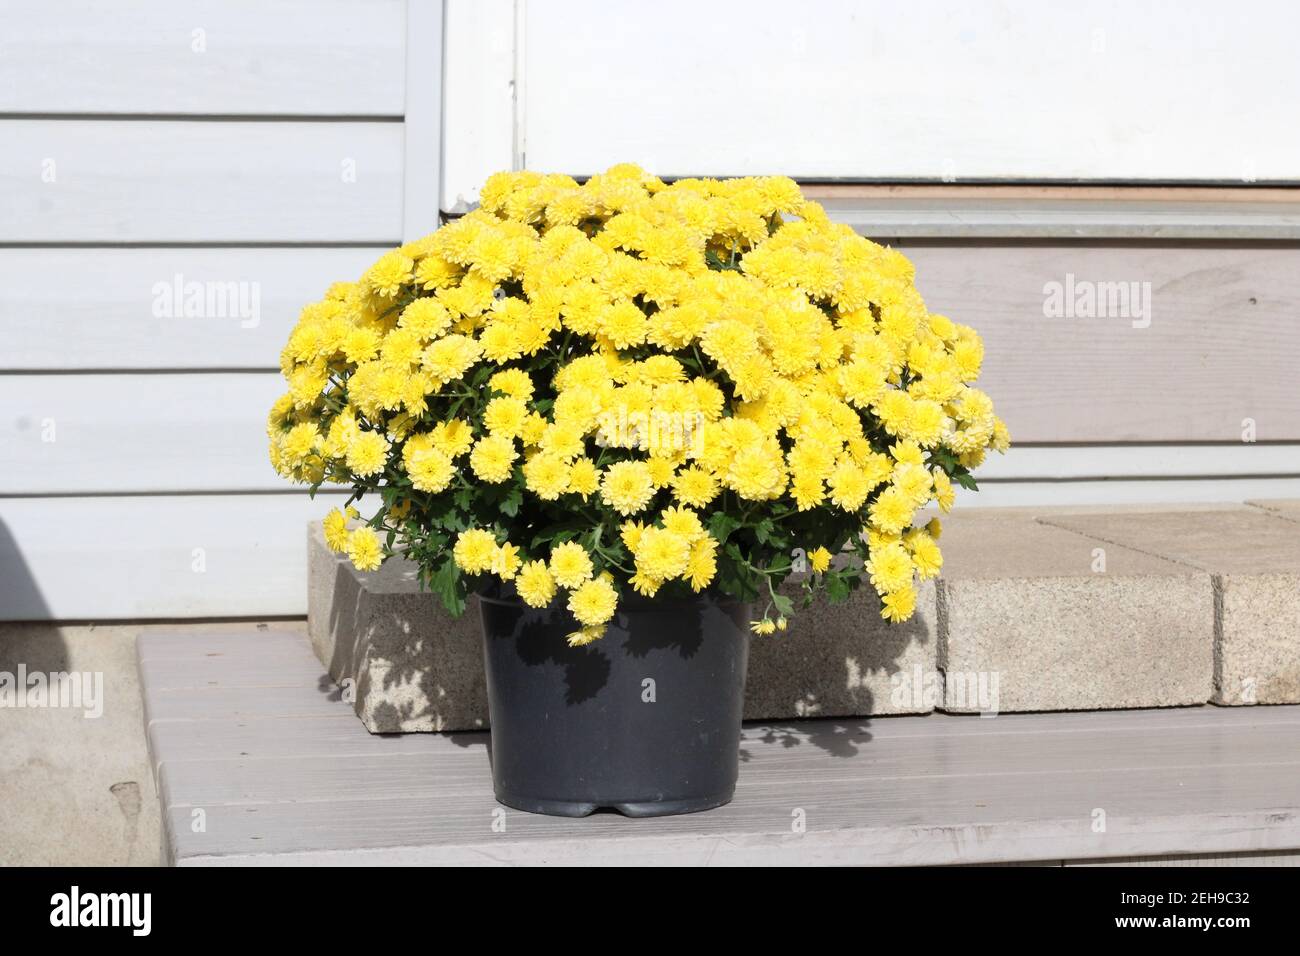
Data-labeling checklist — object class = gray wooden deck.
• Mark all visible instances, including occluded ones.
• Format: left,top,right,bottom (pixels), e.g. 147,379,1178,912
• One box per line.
139,627,1300,866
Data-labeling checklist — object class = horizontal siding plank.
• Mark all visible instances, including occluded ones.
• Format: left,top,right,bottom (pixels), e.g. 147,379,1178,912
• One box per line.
954,478,1300,510
0,373,286,494
0,0,407,116
3,375,1299,495
1,120,404,242
0,494,346,620
979,445,1300,480
824,194,1300,240
6,246,1297,440
2,248,385,370
903,244,1300,443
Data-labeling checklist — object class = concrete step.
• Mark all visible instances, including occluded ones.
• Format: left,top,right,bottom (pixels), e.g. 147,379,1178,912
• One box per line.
307,502,1300,731
1044,505,1300,706
136,628,1300,867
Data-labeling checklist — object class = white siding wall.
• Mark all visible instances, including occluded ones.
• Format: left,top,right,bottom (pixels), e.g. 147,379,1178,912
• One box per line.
0,0,443,620
3,0,1297,621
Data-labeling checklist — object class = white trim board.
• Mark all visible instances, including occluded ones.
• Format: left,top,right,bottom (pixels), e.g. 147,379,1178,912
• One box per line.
402,0,444,240
442,0,1300,207
439,0,515,213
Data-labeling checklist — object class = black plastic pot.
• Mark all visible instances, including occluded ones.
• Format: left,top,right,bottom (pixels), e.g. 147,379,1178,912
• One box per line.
478,587,751,817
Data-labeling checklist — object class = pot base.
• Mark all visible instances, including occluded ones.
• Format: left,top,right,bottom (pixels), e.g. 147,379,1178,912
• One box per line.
495,788,735,818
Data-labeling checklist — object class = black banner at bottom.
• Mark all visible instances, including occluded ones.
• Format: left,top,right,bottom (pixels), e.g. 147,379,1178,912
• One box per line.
0,864,1282,941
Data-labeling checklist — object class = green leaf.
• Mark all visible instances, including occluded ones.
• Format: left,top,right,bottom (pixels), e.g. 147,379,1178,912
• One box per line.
498,485,523,518
952,471,979,492
825,573,852,603
428,556,467,617
771,593,795,618
930,448,959,472
708,512,741,545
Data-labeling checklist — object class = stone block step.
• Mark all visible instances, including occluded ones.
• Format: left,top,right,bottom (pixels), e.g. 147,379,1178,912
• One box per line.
306,503,1300,730
1042,507,1300,705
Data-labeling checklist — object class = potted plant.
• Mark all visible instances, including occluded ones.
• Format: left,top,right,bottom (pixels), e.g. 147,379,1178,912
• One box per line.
268,164,1008,816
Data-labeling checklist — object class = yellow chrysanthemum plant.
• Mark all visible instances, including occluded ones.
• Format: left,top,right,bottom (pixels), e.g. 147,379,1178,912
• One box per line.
269,164,1008,649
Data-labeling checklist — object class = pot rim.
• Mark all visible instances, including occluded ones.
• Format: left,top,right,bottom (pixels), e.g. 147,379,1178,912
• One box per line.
476,581,750,615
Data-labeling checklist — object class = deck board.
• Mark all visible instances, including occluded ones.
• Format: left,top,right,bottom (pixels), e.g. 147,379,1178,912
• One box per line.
138,630,1300,866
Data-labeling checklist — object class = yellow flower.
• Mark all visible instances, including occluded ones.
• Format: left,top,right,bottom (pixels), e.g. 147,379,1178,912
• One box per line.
346,527,383,572
430,419,474,458
366,250,413,298
469,435,517,483
523,452,571,500
483,396,528,438
646,455,677,488
549,541,594,588
399,297,453,339
283,422,320,464
685,536,718,591
660,506,705,543
341,327,381,364
827,459,871,511
599,301,649,349
889,439,925,466
932,469,956,512
452,529,498,574
808,546,832,574
881,586,917,623
566,625,605,647
494,542,522,580
905,529,943,579
620,520,648,553
790,472,825,511
516,560,557,608
633,527,691,580
567,458,601,497
991,418,1011,453
322,507,350,552
868,485,915,535
421,334,482,385
407,447,454,493
750,619,777,635
671,466,719,508
727,446,785,501
600,460,656,516
568,577,618,626
867,541,913,594
894,462,934,507
345,431,390,477
489,368,535,401
540,422,585,460
906,399,947,447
